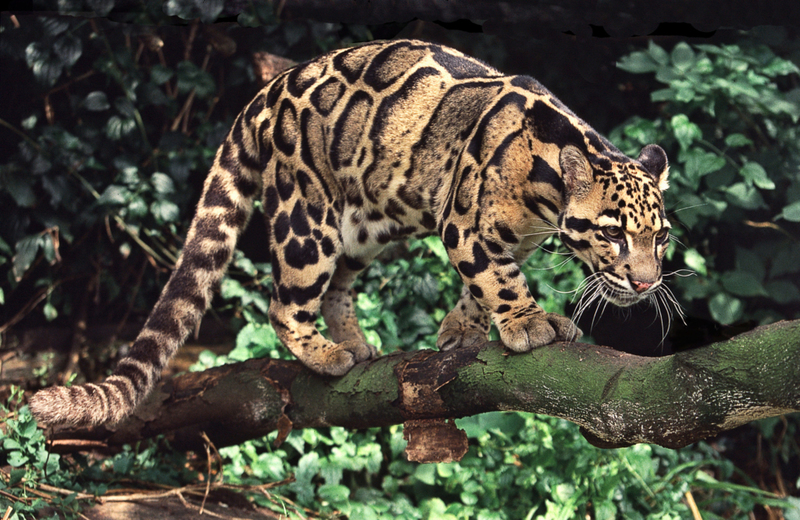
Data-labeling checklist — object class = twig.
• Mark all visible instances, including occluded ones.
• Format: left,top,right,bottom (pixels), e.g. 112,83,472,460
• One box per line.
44,70,96,97
184,20,199,62
684,490,703,520
0,117,41,151
0,284,58,335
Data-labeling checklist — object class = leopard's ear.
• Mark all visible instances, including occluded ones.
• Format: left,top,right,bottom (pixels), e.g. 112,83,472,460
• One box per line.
637,144,670,192
560,145,593,200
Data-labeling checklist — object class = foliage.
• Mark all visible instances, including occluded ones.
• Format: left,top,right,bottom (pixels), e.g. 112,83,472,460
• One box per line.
0,11,371,343
214,414,798,519
613,37,800,326
0,388,201,519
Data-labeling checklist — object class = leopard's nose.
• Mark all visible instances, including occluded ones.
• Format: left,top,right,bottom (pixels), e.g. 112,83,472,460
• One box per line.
630,279,653,293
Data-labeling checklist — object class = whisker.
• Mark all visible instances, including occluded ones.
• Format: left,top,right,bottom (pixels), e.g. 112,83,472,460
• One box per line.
668,235,689,250
528,254,576,272
668,202,708,216
663,269,696,278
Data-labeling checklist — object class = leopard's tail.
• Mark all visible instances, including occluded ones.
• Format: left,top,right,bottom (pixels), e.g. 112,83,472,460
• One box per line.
29,110,267,428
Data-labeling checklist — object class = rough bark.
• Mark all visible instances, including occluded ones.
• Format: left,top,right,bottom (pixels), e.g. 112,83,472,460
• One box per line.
44,320,800,457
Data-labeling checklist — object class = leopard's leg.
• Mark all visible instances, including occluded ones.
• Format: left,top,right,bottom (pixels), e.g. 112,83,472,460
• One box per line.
440,221,582,352
436,285,491,350
267,214,375,376
321,256,374,346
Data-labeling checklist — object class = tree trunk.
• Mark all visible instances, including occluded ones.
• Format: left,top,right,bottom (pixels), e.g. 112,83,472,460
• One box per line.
45,320,800,460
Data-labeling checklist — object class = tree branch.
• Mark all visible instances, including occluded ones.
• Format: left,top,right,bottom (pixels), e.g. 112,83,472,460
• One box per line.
44,320,800,457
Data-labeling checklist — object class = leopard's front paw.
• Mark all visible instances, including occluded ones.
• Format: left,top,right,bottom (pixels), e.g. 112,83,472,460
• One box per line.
499,313,582,352
436,325,489,351
311,340,378,376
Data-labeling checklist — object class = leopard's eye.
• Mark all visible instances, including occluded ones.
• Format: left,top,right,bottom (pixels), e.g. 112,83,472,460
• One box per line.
603,226,624,241
655,228,669,242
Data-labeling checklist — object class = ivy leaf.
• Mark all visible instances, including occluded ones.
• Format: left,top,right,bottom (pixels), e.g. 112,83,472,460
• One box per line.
762,57,800,77
318,484,350,504
83,91,110,111
150,200,179,222
43,302,58,321
681,148,725,186
708,293,744,325
12,235,43,280
164,0,224,23
725,182,765,210
765,281,800,304
150,172,175,195
724,133,753,148
176,61,216,98
53,33,82,67
739,162,775,190
7,451,29,467
776,200,800,222
150,64,174,85
648,40,669,65
670,42,696,72
721,271,768,297
97,184,130,206
671,114,702,150
683,249,707,276
616,51,658,74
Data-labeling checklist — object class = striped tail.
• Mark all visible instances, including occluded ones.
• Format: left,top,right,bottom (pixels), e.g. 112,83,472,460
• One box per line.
29,111,266,428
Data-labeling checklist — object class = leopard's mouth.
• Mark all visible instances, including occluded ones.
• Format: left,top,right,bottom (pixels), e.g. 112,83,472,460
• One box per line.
598,276,658,307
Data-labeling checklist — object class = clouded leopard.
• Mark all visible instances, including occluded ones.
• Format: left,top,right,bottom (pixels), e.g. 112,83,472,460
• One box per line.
30,39,671,428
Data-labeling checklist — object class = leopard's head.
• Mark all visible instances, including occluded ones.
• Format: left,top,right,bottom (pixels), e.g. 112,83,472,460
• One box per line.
557,144,671,307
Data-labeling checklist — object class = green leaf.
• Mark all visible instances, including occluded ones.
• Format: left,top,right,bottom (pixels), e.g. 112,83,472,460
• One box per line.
616,51,657,74
739,162,775,190
648,40,669,65
621,118,660,145
150,64,174,85
721,271,768,297
670,42,696,72
783,497,800,520
150,200,179,222
776,200,800,222
7,451,29,467
1,169,37,207
43,302,58,321
318,484,350,504
83,91,110,111
709,293,744,325
165,0,224,23
53,33,82,67
150,172,175,195
762,57,800,77
105,115,127,140
725,182,765,210
12,235,43,280
683,249,707,276
765,281,800,304
97,184,130,206
650,88,676,102
724,133,753,148
414,463,437,485
682,148,725,184
671,114,702,150
176,60,216,98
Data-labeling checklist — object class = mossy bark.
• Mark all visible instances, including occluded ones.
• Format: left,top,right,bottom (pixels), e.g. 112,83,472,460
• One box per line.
45,320,800,455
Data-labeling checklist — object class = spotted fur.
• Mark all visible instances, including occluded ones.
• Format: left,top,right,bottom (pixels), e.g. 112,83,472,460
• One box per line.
30,39,671,428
